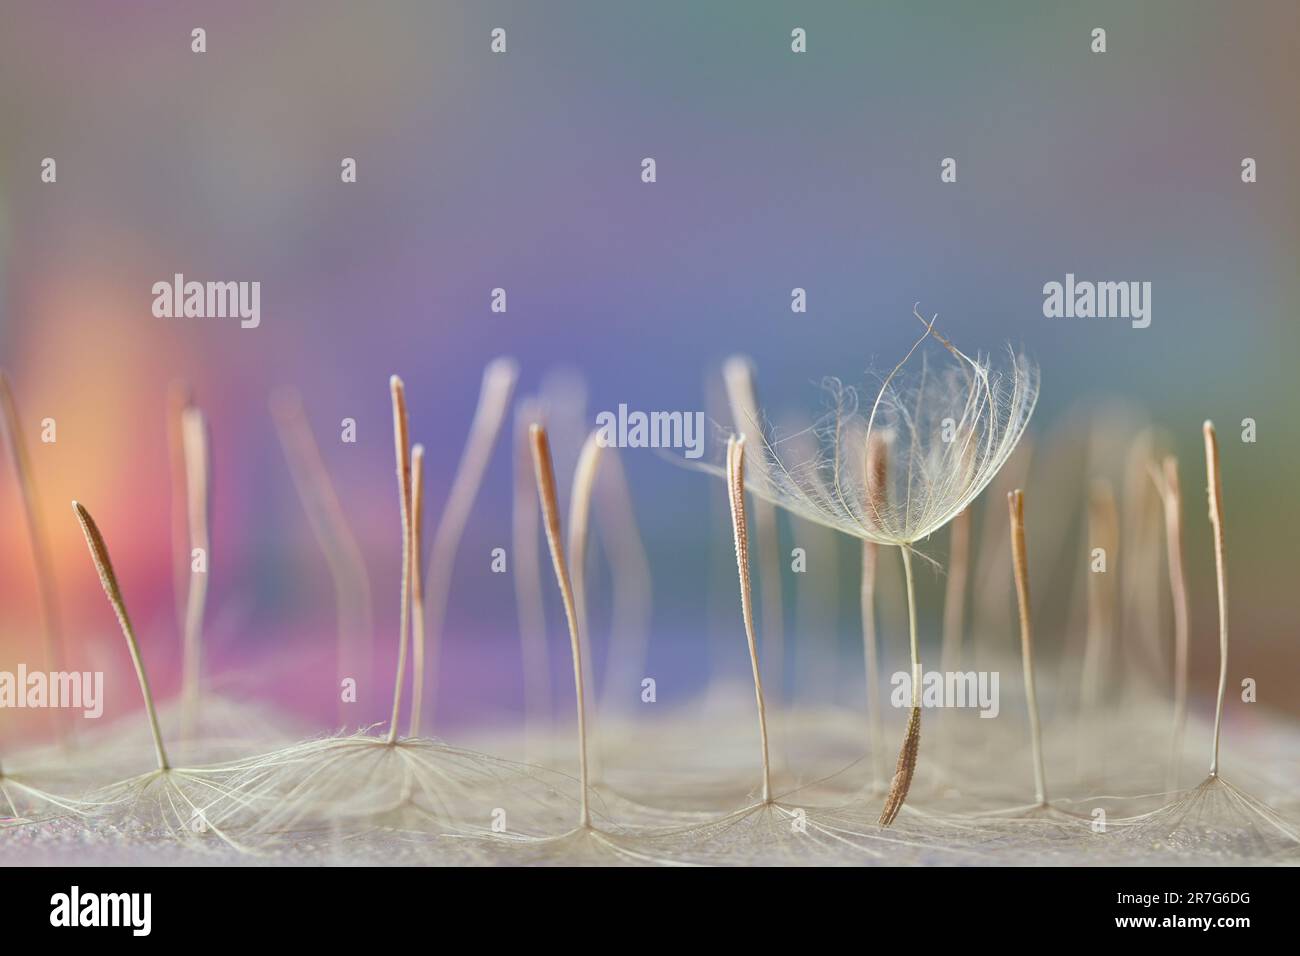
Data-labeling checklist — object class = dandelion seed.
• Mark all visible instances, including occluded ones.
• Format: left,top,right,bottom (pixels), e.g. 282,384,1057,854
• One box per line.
730,313,1036,548
1107,422,1299,855
595,434,933,863
707,312,1038,825
386,376,413,745
428,422,685,864
530,423,593,829
199,379,567,845
723,357,785,709
1007,490,1047,808
71,501,261,847
72,501,170,773
725,435,773,805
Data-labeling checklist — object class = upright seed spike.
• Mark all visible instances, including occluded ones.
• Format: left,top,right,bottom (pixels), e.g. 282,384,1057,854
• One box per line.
385,376,412,745
722,358,785,716
565,431,604,775
72,501,169,772
407,444,427,738
530,423,592,828
1008,489,1047,807
726,435,773,805
1203,421,1228,778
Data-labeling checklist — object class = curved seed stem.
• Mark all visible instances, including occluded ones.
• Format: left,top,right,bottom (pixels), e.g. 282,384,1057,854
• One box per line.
1008,489,1047,806
530,424,592,828
723,358,784,718
72,501,169,772
727,436,773,805
1203,422,1228,777
386,376,412,745
407,444,427,737
566,431,603,775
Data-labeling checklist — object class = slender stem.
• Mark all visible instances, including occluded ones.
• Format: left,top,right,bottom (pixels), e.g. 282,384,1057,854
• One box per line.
72,501,169,772
727,436,772,804
530,424,592,828
566,432,603,775
723,359,784,717
877,544,923,827
1008,490,1047,806
407,445,427,737
901,547,921,708
386,376,412,745
1203,422,1228,777
860,540,884,791
567,434,602,672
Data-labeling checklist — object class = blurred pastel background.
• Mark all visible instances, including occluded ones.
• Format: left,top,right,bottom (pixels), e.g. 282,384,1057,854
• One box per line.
1,1,1296,750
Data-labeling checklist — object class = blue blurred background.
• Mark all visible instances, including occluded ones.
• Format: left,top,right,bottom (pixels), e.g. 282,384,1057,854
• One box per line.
1,1,1296,740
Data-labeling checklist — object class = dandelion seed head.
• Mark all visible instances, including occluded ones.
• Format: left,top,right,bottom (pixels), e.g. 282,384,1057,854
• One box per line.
728,317,1039,549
